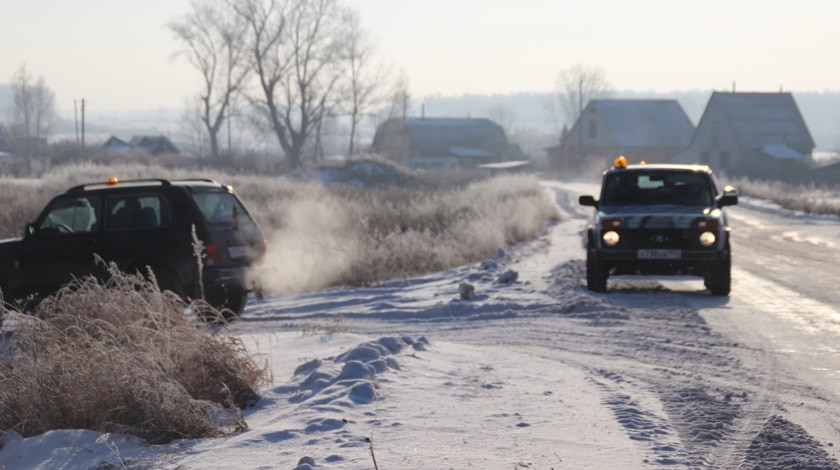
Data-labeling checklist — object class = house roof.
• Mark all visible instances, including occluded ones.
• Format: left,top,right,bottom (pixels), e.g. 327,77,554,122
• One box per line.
699,92,815,151
582,99,695,148
761,143,807,162
103,136,130,148
401,117,508,154
102,135,179,155
129,135,179,154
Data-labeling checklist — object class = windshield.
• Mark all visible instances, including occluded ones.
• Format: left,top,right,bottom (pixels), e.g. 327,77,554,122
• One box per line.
601,171,715,206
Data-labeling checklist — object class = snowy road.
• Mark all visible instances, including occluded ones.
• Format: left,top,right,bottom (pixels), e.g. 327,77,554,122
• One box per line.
228,180,838,469
3,180,839,469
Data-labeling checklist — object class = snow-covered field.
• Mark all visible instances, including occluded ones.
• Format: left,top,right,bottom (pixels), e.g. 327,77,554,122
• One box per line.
2,180,839,469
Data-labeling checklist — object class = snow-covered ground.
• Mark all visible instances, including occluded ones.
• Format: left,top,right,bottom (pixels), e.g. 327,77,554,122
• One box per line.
2,180,839,469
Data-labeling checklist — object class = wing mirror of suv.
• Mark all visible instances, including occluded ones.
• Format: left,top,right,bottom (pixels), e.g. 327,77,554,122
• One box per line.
718,186,739,207
579,195,599,208
718,194,738,207
24,223,36,239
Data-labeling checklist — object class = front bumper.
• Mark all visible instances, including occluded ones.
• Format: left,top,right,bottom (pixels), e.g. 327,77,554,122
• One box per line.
593,249,726,276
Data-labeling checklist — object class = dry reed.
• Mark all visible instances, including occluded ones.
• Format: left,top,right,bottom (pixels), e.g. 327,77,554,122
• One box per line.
0,266,265,443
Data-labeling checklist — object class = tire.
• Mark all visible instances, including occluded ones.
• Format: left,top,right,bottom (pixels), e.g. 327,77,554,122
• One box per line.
586,249,608,292
706,251,731,296
154,269,187,300
222,286,248,320
205,284,248,322
0,284,6,330
135,265,187,302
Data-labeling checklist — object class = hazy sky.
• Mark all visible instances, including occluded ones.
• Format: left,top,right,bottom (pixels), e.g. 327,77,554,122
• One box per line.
2,0,838,113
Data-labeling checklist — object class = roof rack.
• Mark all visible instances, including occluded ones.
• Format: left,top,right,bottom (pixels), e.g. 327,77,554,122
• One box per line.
169,178,218,184
65,178,220,194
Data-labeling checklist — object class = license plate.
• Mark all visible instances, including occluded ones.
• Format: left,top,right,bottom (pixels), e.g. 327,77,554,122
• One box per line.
228,245,249,259
637,249,681,260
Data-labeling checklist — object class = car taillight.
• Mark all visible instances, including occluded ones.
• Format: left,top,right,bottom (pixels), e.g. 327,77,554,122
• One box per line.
205,243,219,266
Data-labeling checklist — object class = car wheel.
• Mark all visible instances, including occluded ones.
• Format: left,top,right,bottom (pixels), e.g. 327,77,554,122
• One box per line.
139,266,187,302
0,284,6,329
222,287,248,320
586,249,608,292
706,251,731,296
204,285,248,323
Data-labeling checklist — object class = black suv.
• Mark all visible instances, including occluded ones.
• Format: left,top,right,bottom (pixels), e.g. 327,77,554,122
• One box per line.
579,158,738,295
0,178,265,317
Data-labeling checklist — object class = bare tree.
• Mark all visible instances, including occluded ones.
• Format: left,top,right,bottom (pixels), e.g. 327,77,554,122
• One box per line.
170,0,249,160
8,63,56,155
488,104,516,138
235,0,346,169
177,97,210,157
373,69,410,127
338,9,391,156
552,63,612,129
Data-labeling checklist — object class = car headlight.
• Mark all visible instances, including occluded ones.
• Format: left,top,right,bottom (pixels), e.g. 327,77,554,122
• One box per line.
602,230,620,246
699,231,716,247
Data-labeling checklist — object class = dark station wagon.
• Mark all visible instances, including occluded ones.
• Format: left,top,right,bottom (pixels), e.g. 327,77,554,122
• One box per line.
579,157,738,295
0,178,266,318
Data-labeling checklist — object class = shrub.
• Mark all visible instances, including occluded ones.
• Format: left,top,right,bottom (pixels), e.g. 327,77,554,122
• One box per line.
0,267,265,443
728,177,840,216
253,173,559,291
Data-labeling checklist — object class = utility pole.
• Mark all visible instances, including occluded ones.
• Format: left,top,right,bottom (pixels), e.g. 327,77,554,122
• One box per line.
74,100,80,147
578,78,584,167
227,107,232,159
81,98,86,148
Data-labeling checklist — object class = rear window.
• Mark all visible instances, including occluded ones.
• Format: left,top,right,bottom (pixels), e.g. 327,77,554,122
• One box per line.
602,171,715,206
190,191,254,226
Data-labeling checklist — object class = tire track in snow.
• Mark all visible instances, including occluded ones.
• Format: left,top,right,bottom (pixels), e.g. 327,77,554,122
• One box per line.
689,266,840,467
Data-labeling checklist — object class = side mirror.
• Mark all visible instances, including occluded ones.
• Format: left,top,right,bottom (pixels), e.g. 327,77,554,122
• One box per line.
718,185,739,207
718,194,738,207
579,195,598,208
24,223,36,239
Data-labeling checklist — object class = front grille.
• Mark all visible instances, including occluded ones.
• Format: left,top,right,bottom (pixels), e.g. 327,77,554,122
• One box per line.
611,229,694,249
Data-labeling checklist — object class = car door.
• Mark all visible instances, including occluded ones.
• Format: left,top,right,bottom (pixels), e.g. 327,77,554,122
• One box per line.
20,195,102,298
95,192,182,274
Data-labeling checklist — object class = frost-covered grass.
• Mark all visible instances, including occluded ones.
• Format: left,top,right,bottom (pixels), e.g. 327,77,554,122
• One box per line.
250,174,558,291
0,160,558,292
0,268,265,443
729,177,840,217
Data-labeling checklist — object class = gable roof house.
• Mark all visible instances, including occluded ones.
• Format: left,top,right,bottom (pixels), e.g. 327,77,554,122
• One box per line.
677,92,815,180
129,135,180,155
547,99,695,175
371,117,518,169
102,136,132,152
102,135,180,155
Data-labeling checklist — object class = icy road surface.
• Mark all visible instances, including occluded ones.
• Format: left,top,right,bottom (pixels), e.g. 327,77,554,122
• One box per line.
2,180,838,469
